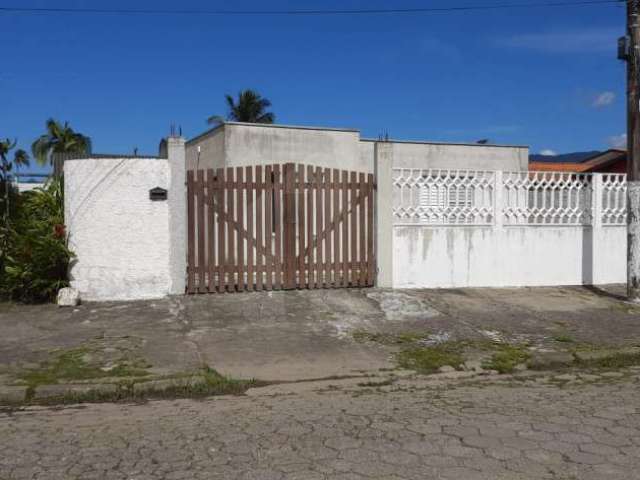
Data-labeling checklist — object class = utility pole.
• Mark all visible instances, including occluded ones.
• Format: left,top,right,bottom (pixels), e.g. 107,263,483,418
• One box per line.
625,0,640,301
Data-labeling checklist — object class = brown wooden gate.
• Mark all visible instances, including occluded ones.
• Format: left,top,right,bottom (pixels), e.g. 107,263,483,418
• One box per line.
186,163,375,293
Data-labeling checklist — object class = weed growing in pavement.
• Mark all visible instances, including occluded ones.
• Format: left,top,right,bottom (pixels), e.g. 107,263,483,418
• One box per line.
482,344,531,374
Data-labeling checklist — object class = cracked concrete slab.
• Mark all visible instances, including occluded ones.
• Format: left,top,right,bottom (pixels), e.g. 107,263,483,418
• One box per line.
1,285,639,387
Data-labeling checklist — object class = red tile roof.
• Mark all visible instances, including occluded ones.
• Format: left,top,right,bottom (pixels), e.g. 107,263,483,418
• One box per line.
529,149,626,173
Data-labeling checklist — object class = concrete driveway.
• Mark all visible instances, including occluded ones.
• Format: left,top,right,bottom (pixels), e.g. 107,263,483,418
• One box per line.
1,285,640,385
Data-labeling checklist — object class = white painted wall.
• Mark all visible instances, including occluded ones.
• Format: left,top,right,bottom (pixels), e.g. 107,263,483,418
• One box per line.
185,127,225,171
385,168,627,289
384,140,528,171
393,226,626,288
224,123,366,171
64,142,187,301
186,123,528,174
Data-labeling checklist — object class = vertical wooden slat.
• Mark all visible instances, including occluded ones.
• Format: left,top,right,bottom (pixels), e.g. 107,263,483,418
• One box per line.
236,167,244,291
367,173,375,286
216,168,225,293
350,171,357,287
227,167,235,291
255,166,264,291
332,169,340,288
297,165,306,288
315,166,323,288
307,165,315,289
187,170,196,293
273,165,282,290
246,166,254,291
283,163,296,289
323,167,332,287
207,169,216,292
265,165,273,291
359,172,366,287
341,170,349,287
197,169,206,293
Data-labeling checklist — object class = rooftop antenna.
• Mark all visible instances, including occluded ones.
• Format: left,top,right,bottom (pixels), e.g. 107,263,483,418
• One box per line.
170,123,176,137
377,131,391,142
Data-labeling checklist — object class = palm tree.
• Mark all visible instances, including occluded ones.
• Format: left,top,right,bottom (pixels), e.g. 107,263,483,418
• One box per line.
208,89,275,125
13,149,29,174
31,119,92,173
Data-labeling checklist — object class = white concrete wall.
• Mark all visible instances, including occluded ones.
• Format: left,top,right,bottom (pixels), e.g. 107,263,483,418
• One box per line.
393,226,626,288
185,127,225,171
64,141,187,301
186,123,529,174
224,123,366,171
16,182,45,193
381,140,528,171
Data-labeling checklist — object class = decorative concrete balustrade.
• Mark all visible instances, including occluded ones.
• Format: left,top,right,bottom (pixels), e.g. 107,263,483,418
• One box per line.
382,168,627,289
391,169,627,227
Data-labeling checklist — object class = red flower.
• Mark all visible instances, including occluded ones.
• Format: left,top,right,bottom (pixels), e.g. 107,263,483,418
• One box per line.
53,224,66,239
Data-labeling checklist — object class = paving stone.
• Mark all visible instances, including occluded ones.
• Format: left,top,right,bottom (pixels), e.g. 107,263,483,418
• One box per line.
1,374,640,480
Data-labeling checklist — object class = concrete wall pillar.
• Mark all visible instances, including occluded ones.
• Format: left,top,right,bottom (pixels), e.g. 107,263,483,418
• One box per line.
590,174,603,284
494,170,504,229
167,136,187,295
374,142,394,288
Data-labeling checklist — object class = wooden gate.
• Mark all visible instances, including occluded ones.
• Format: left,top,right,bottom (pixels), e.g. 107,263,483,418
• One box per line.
186,163,375,293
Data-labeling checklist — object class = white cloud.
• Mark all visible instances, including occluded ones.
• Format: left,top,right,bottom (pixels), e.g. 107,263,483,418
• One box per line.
592,91,616,108
608,133,627,149
497,28,618,54
539,149,557,156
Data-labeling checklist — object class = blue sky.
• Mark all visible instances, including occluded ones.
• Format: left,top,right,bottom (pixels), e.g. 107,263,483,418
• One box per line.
0,0,627,173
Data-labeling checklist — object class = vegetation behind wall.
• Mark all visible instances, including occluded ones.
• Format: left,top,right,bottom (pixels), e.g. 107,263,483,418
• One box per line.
0,178,74,303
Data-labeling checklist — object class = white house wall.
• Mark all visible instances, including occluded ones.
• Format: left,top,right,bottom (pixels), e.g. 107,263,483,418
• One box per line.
185,123,529,174
185,127,225,171
387,141,528,171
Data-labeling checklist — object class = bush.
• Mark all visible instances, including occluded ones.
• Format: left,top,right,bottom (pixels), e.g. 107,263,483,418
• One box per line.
0,178,74,303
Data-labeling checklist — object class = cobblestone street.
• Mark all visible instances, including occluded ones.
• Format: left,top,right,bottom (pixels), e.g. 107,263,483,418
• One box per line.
2,375,640,480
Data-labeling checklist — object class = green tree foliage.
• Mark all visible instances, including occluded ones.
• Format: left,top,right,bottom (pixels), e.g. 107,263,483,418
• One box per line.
31,118,92,167
0,138,30,225
0,179,74,303
208,89,275,125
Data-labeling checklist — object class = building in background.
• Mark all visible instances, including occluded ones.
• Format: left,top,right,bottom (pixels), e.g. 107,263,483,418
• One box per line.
186,122,529,173
529,149,626,173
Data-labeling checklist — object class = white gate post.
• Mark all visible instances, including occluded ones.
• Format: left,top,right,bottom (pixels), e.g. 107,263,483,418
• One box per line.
167,136,187,295
374,142,394,288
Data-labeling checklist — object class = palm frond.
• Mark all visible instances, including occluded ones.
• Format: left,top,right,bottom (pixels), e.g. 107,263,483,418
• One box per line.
207,115,225,126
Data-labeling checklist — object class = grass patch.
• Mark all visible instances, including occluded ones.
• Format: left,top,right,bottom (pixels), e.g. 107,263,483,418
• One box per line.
482,344,530,374
353,330,429,346
396,344,464,374
16,366,264,407
573,351,640,370
18,346,150,396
